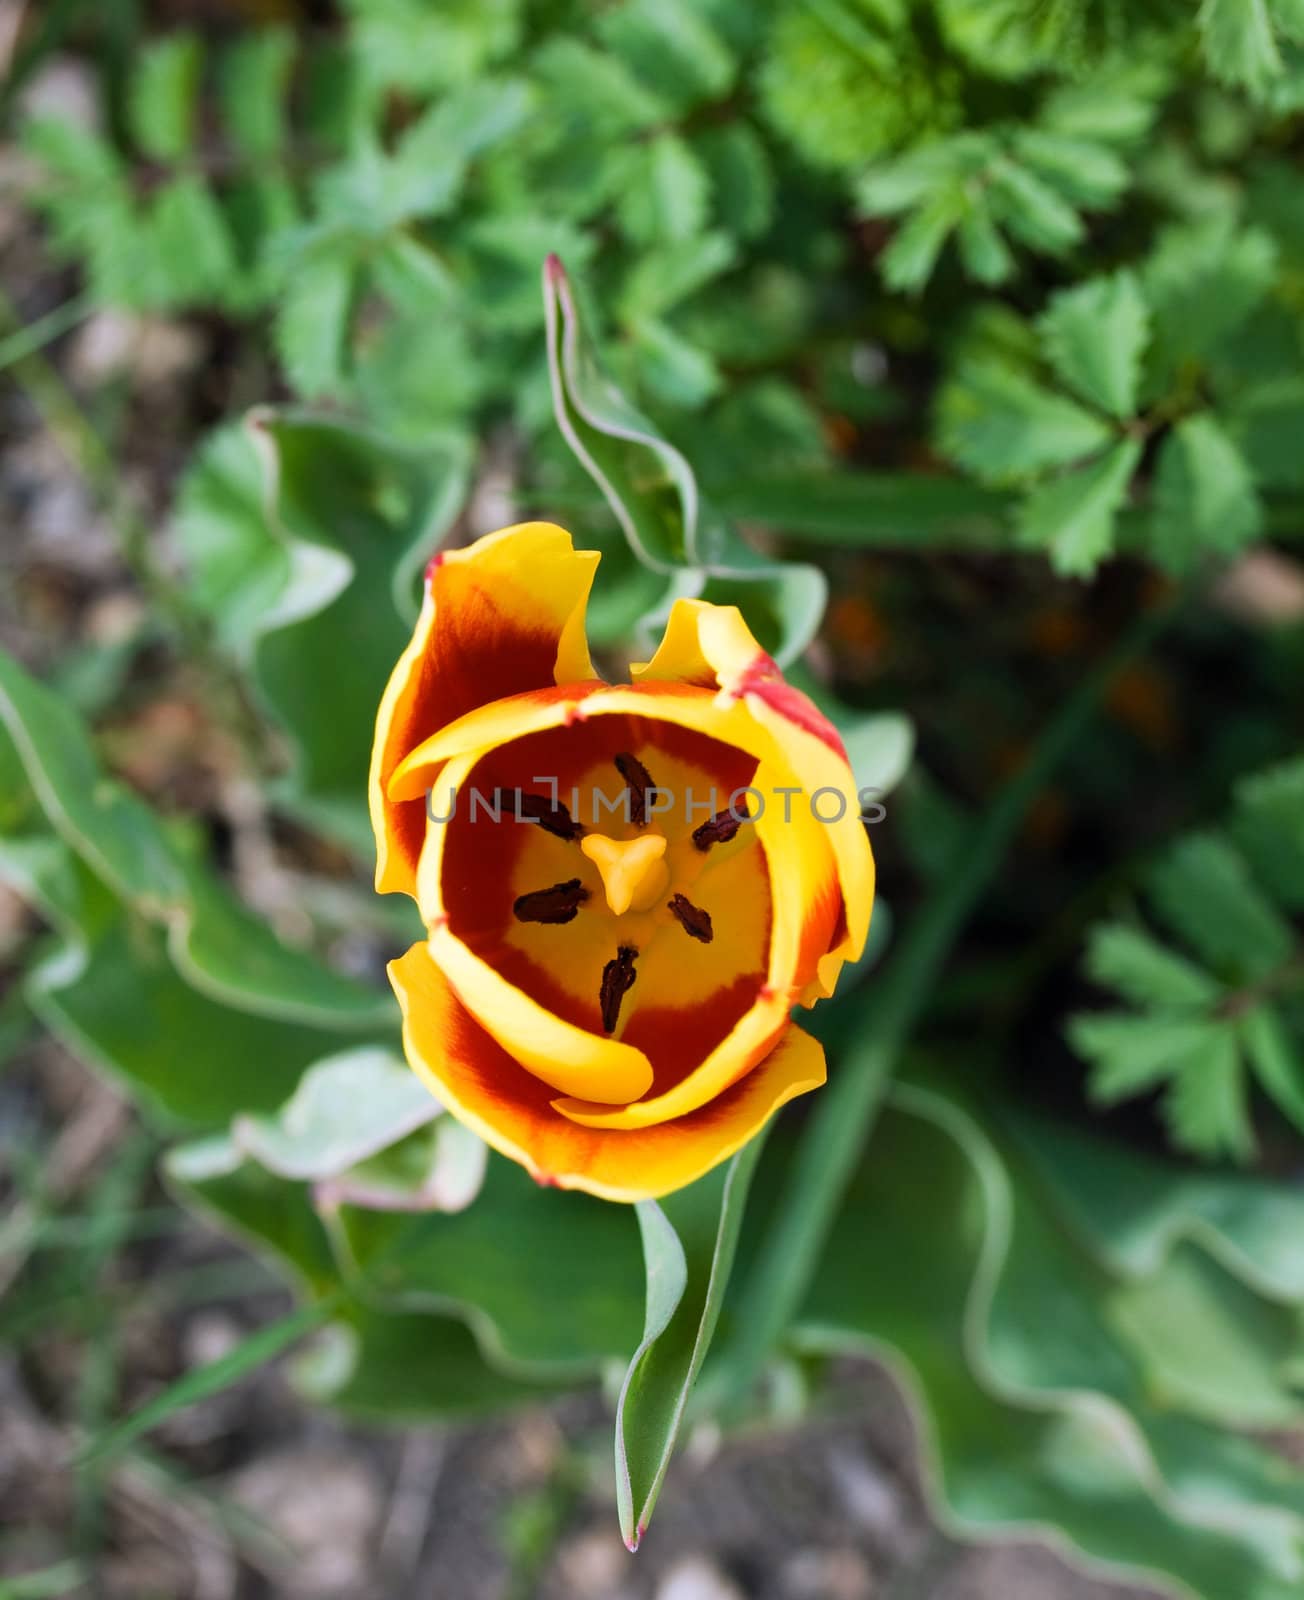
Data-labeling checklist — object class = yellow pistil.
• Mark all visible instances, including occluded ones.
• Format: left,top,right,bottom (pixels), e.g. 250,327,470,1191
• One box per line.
580,832,669,916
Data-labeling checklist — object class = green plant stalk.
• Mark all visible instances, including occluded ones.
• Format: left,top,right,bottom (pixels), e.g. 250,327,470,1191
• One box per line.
720,592,1179,1403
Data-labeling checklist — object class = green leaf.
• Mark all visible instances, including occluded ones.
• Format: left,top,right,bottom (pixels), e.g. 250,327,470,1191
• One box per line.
1038,271,1150,419
938,362,1113,484
1233,758,1304,912
273,248,358,398
146,175,238,308
1070,1010,1222,1101
1242,1006,1304,1133
1084,922,1222,1010
1199,0,1283,94
1150,414,1263,572
129,32,202,161
880,191,966,292
299,1309,554,1420
1162,1022,1253,1161
332,1155,644,1378
837,711,915,799
1148,832,1294,981
795,1083,1304,1598
617,133,711,245
231,1049,438,1181
598,0,736,112
1016,437,1141,577
0,651,185,911
220,26,295,160
697,123,774,240
1226,377,1304,490
616,1139,764,1550
1144,220,1278,377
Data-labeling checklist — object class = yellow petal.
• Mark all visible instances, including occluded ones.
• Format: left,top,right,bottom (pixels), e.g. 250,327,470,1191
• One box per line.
390,939,826,1202
369,522,600,897
637,598,875,967
416,753,654,1106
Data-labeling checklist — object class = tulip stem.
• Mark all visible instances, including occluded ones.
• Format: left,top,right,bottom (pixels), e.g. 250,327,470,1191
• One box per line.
718,591,1180,1405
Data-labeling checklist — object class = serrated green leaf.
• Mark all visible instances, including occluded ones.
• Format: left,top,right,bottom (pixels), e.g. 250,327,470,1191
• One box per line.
1144,220,1278,377
1039,271,1150,419
1150,413,1263,572
617,1138,764,1550
531,37,669,132
629,318,721,410
1016,437,1141,577
956,206,1015,284
697,122,774,240
617,132,711,245
618,230,738,322
129,32,202,161
274,249,357,398
1242,1006,1304,1132
220,26,295,160
146,175,238,307
1163,1023,1253,1160
598,0,735,112
880,190,966,292
1070,1010,1221,1101
938,362,1113,483
1226,377,1304,489
988,157,1083,252
1148,832,1294,982
1084,922,1222,1010
1233,758,1304,911
1199,0,1283,93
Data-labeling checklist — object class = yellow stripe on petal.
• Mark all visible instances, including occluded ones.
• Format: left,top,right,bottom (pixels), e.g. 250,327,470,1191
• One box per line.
634,597,874,970
391,939,824,1202
369,522,600,897
416,756,653,1107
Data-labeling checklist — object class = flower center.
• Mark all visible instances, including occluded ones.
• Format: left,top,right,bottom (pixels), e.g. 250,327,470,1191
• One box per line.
580,832,669,916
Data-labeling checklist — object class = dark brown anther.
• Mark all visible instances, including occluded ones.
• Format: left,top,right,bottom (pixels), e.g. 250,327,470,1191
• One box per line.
668,893,713,943
509,789,583,840
599,945,638,1033
692,802,751,851
614,752,655,827
513,878,589,924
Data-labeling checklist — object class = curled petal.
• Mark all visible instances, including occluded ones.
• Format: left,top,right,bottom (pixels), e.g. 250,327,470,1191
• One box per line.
370,522,600,897
390,941,826,1203
635,599,875,973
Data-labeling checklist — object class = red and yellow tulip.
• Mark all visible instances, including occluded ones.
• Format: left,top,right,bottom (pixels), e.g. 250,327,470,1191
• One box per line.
370,523,874,1202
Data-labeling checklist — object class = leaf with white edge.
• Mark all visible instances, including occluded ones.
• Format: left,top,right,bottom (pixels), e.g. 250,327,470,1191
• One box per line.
547,259,697,572
795,1082,1304,1600
617,1138,765,1550
1039,271,1150,419
0,651,186,913
839,713,915,802
545,256,826,666
1150,414,1263,573
332,1155,644,1378
232,1050,439,1182
316,1118,488,1214
938,362,1113,484
1016,438,1141,577
1005,1107,1304,1301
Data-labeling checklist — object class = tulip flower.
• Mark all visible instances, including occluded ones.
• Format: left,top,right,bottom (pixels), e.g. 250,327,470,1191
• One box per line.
371,523,874,1201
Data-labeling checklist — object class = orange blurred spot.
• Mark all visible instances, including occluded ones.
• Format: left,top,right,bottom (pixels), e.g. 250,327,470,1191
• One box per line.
1105,664,1179,751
